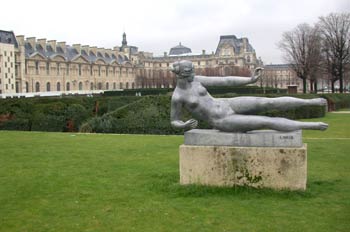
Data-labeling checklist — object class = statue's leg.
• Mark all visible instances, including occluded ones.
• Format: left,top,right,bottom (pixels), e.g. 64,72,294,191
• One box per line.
224,96,327,114
212,114,328,132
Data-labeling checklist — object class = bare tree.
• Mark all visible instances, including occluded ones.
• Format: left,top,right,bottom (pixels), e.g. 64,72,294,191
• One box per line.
279,24,322,93
318,13,350,93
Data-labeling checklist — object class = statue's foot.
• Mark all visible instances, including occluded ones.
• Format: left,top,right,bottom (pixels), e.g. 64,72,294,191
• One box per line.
310,98,328,106
317,122,328,131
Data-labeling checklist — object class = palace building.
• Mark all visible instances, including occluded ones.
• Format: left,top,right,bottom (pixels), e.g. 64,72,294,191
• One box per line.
0,30,262,97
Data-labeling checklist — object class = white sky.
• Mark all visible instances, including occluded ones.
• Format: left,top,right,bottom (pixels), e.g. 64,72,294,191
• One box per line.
1,0,349,64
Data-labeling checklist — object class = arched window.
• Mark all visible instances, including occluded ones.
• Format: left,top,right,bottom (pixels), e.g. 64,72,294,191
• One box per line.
126,82,129,89
90,82,94,90
66,82,70,91
120,82,123,89
79,82,83,91
132,82,135,89
57,82,61,91
113,82,116,89
106,82,109,90
46,82,51,92
35,82,40,92
78,64,82,76
97,82,102,90
247,55,251,63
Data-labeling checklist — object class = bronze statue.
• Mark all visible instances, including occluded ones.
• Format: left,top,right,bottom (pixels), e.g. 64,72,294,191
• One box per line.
170,60,328,132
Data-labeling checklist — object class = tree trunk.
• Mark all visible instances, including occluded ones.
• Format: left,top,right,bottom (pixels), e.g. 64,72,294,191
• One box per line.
303,78,307,93
339,75,344,93
310,80,314,92
314,81,318,94
331,81,335,93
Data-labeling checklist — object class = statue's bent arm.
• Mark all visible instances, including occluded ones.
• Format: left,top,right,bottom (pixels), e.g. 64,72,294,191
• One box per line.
170,99,198,129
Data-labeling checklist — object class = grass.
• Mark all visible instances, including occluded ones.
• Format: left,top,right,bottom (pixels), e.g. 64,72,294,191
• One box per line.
0,113,349,231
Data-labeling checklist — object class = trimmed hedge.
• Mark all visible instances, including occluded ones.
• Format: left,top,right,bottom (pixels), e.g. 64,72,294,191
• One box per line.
0,96,138,132
1,93,348,134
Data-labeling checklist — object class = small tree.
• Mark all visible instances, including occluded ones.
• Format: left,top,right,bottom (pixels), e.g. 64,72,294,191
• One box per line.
279,24,322,93
318,13,350,93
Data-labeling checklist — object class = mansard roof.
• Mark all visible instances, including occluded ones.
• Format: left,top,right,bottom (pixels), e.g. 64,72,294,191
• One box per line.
0,30,18,47
24,43,129,65
215,35,254,55
169,42,192,55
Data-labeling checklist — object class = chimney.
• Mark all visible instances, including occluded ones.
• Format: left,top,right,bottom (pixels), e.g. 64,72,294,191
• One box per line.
57,41,66,53
164,52,167,57
242,38,248,52
82,45,89,55
202,50,206,55
26,37,36,50
16,35,25,46
90,46,97,56
73,44,81,54
47,40,56,52
37,38,47,51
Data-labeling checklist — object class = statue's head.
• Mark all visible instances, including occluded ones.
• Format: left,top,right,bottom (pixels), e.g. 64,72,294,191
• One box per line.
171,60,195,81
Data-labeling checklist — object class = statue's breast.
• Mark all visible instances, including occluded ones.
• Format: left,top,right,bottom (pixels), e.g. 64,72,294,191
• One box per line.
198,87,208,96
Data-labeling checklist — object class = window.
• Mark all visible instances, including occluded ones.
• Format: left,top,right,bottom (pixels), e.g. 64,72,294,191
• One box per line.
46,62,50,75
66,64,69,75
106,82,109,90
90,82,94,90
79,64,82,76
79,82,83,90
126,82,129,89
25,82,29,93
98,66,101,76
57,82,61,91
106,67,108,77
66,82,70,91
35,82,40,92
46,82,51,92
113,82,116,89
35,61,39,75
90,65,93,76
120,82,123,89
97,82,102,90
57,63,60,75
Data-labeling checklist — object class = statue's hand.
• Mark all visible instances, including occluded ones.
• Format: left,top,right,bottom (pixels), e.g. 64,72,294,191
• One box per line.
251,67,264,83
184,119,198,129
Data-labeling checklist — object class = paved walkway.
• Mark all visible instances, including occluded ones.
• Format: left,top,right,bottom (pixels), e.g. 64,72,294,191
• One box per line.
330,111,350,113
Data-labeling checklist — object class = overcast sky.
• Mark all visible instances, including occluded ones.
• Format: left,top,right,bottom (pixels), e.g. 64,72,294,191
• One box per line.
1,0,349,64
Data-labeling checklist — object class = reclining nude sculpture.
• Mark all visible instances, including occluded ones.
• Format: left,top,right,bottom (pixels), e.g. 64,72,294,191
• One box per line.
170,60,328,132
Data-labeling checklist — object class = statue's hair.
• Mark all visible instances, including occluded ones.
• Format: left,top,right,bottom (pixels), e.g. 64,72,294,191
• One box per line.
171,60,193,75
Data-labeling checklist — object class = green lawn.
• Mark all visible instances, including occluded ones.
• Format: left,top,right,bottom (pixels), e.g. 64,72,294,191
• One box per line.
0,113,349,232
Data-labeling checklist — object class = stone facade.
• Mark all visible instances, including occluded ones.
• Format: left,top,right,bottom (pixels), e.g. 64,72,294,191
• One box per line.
0,31,17,94
263,64,301,90
0,30,262,96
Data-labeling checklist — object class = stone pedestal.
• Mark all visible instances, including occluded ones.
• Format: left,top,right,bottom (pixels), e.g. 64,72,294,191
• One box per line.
179,130,307,191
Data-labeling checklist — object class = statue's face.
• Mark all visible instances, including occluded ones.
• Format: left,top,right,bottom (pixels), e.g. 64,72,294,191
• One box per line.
178,61,194,81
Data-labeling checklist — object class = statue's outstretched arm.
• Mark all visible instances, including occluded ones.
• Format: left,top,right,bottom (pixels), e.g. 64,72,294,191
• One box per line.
170,99,198,129
195,67,263,87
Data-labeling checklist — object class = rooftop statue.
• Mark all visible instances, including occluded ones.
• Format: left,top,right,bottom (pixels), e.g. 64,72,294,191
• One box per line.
170,60,328,132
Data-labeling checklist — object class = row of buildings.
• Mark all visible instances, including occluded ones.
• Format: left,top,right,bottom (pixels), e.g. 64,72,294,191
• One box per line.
0,29,311,97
